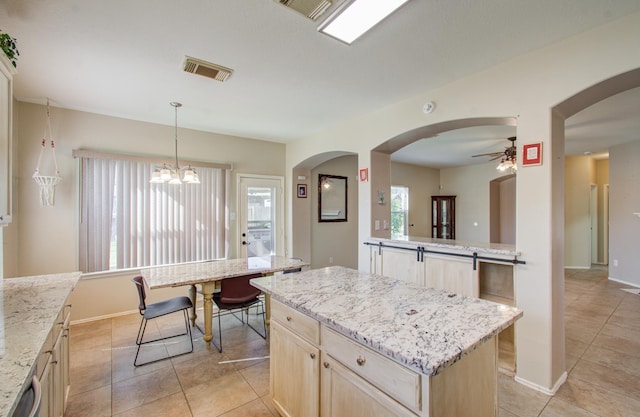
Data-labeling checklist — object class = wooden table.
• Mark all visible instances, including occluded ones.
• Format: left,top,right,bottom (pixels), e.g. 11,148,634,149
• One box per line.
141,256,308,350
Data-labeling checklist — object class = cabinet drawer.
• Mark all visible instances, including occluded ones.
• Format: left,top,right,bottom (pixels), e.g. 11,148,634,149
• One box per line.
271,299,320,345
322,326,421,411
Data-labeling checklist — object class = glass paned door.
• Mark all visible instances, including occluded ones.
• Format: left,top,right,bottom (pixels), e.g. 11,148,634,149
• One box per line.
238,175,284,258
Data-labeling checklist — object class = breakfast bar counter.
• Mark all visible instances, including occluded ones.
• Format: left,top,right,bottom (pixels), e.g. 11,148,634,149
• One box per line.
251,266,522,416
0,272,80,417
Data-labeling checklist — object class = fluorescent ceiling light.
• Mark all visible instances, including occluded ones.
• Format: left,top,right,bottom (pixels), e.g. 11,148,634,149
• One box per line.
319,0,411,44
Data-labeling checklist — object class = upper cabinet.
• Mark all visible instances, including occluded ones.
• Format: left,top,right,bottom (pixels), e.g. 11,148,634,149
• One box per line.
0,52,14,226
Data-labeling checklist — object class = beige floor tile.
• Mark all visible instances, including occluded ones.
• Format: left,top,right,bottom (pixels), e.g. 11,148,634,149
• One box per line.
219,398,276,417
64,385,111,417
186,372,259,417
555,377,640,417
260,394,279,416
591,323,640,356
580,343,640,377
570,357,640,399
112,366,183,414
539,397,599,416
111,341,173,383
239,360,270,397
224,338,270,371
69,347,112,395
499,407,519,417
112,391,193,417
70,323,113,352
173,348,237,390
498,374,550,417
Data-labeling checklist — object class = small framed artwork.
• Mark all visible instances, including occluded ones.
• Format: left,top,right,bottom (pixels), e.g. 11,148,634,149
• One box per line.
297,184,307,198
522,142,542,166
359,168,368,182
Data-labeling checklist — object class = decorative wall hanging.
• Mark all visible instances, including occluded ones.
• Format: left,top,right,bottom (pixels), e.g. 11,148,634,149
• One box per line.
33,100,62,206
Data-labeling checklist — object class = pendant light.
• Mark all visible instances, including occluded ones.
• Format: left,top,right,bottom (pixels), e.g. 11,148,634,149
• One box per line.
150,102,200,184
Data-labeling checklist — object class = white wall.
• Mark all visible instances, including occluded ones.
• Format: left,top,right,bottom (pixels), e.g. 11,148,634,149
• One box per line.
286,12,640,392
609,140,640,286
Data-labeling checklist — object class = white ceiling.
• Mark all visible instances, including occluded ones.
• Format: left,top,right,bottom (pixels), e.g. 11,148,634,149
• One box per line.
2,0,639,156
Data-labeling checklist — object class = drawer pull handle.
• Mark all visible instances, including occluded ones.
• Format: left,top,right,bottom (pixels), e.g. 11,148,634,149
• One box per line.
286,316,292,322
310,353,316,359
323,361,330,369
356,356,366,366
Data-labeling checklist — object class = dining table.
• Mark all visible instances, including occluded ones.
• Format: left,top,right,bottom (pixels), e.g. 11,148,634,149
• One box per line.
141,256,308,350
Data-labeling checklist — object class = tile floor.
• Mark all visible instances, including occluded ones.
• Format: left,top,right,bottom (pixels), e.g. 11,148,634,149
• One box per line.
65,267,640,417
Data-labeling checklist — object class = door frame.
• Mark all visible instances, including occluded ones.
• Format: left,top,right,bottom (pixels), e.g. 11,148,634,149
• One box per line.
236,173,286,257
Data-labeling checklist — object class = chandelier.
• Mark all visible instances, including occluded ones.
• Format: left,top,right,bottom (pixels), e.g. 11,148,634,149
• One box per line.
150,102,200,184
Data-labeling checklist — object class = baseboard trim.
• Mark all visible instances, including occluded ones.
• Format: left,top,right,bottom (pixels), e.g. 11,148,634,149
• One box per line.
514,371,567,396
608,276,640,288
564,266,591,270
71,309,140,326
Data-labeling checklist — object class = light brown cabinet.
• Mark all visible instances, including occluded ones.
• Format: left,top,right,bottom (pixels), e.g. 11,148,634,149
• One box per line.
0,51,14,226
269,299,500,417
34,296,72,417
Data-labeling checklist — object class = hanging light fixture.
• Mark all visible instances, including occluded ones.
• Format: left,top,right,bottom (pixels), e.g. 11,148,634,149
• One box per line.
150,102,200,184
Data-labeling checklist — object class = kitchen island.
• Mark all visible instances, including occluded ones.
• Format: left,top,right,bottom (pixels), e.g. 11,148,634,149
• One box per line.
251,266,522,417
0,272,80,417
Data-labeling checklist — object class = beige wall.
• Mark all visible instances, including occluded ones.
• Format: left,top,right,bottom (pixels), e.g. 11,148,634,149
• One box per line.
564,155,594,268
4,102,286,320
609,140,640,286
390,162,440,237
285,13,640,392
310,155,358,269
595,159,609,264
440,162,508,242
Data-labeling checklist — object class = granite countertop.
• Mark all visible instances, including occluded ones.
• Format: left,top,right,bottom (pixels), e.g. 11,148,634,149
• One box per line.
142,256,308,289
251,266,522,376
366,236,520,257
1,272,81,417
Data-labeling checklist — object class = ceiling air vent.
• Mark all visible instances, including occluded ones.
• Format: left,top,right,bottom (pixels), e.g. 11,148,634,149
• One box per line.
278,0,332,21
183,56,233,82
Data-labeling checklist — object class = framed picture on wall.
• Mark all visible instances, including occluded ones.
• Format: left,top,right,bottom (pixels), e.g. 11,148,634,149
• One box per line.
522,142,542,166
297,184,307,198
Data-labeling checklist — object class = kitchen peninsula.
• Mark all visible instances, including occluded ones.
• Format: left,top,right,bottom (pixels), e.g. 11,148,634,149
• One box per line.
0,272,80,417
251,266,522,417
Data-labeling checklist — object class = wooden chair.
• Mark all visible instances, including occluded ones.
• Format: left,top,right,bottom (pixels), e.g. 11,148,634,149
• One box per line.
211,273,266,352
132,276,194,366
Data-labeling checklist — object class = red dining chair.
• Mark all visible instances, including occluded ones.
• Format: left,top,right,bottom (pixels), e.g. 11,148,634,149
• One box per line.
211,273,266,352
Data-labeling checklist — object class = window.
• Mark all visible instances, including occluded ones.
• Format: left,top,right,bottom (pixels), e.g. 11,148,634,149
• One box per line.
78,155,230,273
391,186,409,239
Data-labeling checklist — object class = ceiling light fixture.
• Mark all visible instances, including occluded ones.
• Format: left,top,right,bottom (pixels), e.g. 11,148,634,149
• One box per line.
318,0,411,44
150,102,200,185
496,155,517,172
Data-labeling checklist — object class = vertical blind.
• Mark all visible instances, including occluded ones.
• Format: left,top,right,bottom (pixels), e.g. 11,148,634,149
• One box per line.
79,156,229,273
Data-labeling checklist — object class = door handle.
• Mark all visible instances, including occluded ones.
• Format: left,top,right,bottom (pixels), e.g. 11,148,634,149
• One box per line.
242,241,251,246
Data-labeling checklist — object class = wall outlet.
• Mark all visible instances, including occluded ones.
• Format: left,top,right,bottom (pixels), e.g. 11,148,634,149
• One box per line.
613,259,618,267
329,257,333,264
383,220,389,230
375,220,380,230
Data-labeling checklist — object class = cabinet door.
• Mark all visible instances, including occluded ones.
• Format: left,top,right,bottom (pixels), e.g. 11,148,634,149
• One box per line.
0,57,12,225
321,353,416,417
380,247,424,286
39,357,53,417
423,255,479,297
270,320,320,417
52,324,65,417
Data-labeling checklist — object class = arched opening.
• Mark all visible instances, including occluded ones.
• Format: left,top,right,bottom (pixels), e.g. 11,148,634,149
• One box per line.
292,151,358,268
371,117,517,241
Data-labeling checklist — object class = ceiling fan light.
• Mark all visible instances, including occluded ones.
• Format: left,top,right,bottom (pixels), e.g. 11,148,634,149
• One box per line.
190,172,201,184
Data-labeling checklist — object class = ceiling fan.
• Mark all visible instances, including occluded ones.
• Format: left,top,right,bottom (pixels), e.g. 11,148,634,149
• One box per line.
472,136,517,172
472,136,517,161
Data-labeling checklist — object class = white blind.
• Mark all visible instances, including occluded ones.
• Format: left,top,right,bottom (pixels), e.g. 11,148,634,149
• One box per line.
79,156,229,273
